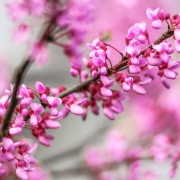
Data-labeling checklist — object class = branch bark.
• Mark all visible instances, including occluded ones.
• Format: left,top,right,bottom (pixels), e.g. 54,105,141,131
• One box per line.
0,27,174,140
58,29,174,99
0,22,54,140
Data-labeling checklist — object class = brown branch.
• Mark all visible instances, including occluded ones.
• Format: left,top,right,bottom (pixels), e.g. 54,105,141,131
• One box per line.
0,22,55,140
42,28,174,166
0,27,174,140
58,29,174,99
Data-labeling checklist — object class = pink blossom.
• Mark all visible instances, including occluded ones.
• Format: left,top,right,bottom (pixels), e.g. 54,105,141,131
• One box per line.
35,81,46,94
146,8,169,29
13,24,31,43
25,0,46,16
29,42,49,65
7,1,28,21
0,95,8,116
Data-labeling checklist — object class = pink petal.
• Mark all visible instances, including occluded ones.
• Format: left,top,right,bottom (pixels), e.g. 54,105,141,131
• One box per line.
122,82,131,91
101,87,112,96
70,104,85,115
164,69,176,79
100,67,107,75
50,107,59,116
28,143,38,153
38,136,51,147
0,108,7,116
92,56,105,67
45,120,61,129
5,152,14,161
174,29,180,40
138,34,146,44
112,100,124,113
152,20,162,29
100,76,114,87
53,107,69,120
9,127,22,135
139,78,152,85
103,108,115,120
19,85,29,98
129,65,141,74
30,114,38,126
13,24,30,43
161,77,170,89
41,94,47,103
46,134,54,140
35,81,46,94
133,84,146,94
3,138,13,150
125,45,134,55
136,21,146,32
47,96,62,107
16,167,28,180
7,2,28,21
20,97,32,106
153,44,163,52
70,68,79,76
148,57,161,66
130,57,139,65
92,70,98,78
30,103,44,114
30,42,49,65
28,0,46,16
146,8,154,19
174,40,180,53
0,95,9,105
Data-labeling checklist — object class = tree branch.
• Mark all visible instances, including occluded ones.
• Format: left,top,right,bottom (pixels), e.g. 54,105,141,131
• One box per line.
42,28,174,165
0,22,55,140
59,29,174,99
0,27,174,140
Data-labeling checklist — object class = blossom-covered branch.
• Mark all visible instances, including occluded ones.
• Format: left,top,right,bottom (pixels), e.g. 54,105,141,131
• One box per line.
1,2,180,179
0,25,175,142
58,28,174,99
0,22,55,140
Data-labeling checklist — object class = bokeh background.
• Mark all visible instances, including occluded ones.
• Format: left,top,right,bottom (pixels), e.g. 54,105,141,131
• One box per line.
0,0,180,179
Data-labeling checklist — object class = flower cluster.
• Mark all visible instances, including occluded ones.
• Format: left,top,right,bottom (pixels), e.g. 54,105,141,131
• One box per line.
0,138,38,179
1,83,62,147
84,130,180,180
7,0,94,67
146,8,170,29
1,4,180,179
86,38,108,77
74,8,180,121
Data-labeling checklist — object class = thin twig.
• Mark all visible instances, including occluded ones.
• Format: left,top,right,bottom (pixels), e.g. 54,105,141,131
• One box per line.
0,22,55,140
58,29,174,99
0,27,174,140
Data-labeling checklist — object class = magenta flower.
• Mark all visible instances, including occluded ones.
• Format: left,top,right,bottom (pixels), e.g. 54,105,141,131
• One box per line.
29,42,49,65
7,1,28,21
0,95,8,116
13,24,31,44
146,8,169,29
174,29,180,53
30,103,44,126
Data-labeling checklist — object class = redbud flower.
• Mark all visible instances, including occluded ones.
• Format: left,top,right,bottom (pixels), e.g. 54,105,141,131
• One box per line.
13,24,31,44
29,42,49,65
